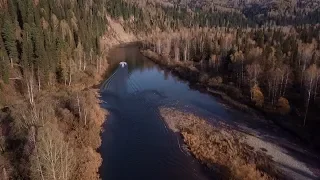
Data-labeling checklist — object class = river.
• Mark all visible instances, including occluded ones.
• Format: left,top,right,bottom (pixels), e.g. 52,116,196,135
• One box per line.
99,44,320,180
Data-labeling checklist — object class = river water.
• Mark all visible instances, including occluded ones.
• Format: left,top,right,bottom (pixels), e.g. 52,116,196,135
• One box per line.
99,45,217,180
99,44,238,180
98,44,320,180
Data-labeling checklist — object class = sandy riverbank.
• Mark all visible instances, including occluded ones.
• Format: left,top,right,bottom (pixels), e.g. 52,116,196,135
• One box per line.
159,108,318,180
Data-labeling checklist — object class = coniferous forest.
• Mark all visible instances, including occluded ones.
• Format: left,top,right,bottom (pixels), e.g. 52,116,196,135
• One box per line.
0,0,320,179
0,0,107,86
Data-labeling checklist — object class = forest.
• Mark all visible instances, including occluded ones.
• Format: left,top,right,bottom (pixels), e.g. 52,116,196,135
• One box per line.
137,0,320,150
0,0,107,87
0,0,118,179
1,0,320,179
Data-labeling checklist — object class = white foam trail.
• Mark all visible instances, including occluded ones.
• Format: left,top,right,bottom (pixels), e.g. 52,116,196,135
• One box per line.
101,66,121,91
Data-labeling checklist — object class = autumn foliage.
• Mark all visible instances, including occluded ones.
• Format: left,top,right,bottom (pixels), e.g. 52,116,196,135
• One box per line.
277,97,291,115
160,108,282,180
6,89,106,180
251,85,264,108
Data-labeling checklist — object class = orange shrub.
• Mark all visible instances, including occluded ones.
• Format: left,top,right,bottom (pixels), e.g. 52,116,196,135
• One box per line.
277,97,290,115
251,85,264,107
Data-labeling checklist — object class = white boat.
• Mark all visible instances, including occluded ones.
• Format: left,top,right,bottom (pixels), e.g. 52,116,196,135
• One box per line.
119,62,127,68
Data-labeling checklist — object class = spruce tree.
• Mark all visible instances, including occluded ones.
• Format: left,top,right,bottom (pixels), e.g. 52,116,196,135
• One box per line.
0,35,9,83
2,18,18,65
21,24,33,70
0,50,10,84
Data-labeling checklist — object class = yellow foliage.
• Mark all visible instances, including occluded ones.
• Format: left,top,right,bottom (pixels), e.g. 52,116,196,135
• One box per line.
277,97,290,115
251,85,264,107
160,108,278,180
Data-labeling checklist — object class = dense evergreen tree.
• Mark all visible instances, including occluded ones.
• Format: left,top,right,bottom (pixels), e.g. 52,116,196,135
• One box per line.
2,18,18,65
0,0,113,88
0,35,9,83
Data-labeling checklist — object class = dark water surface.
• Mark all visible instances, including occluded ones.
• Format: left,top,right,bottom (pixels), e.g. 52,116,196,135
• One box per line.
99,45,219,180
98,44,320,180
98,45,263,180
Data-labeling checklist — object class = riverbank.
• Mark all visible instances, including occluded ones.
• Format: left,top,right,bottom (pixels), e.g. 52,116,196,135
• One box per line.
159,107,320,179
141,49,320,151
143,48,319,179
159,108,283,180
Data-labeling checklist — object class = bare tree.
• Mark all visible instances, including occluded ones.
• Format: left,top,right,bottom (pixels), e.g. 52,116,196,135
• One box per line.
303,64,318,126
199,33,205,54
183,38,190,62
313,70,320,100
26,70,35,106
83,54,87,71
264,64,291,105
299,48,312,86
31,122,75,180
37,67,41,91
68,58,72,86
279,65,291,97
1,167,9,180
246,63,262,98
0,0,7,9
162,37,171,58
156,38,161,54
74,41,84,71
174,38,180,62
210,54,220,72
77,93,81,121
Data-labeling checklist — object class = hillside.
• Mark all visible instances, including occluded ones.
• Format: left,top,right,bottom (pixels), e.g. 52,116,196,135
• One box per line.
0,0,135,179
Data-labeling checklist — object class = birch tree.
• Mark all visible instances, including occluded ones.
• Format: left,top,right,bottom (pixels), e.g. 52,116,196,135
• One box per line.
246,63,262,97
231,51,245,86
313,70,320,100
0,0,7,9
31,123,75,180
174,39,180,62
162,38,171,58
303,64,318,126
183,38,190,62
25,70,36,106
74,41,84,71
1,167,9,180
299,48,312,86
269,68,283,104
156,38,161,54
